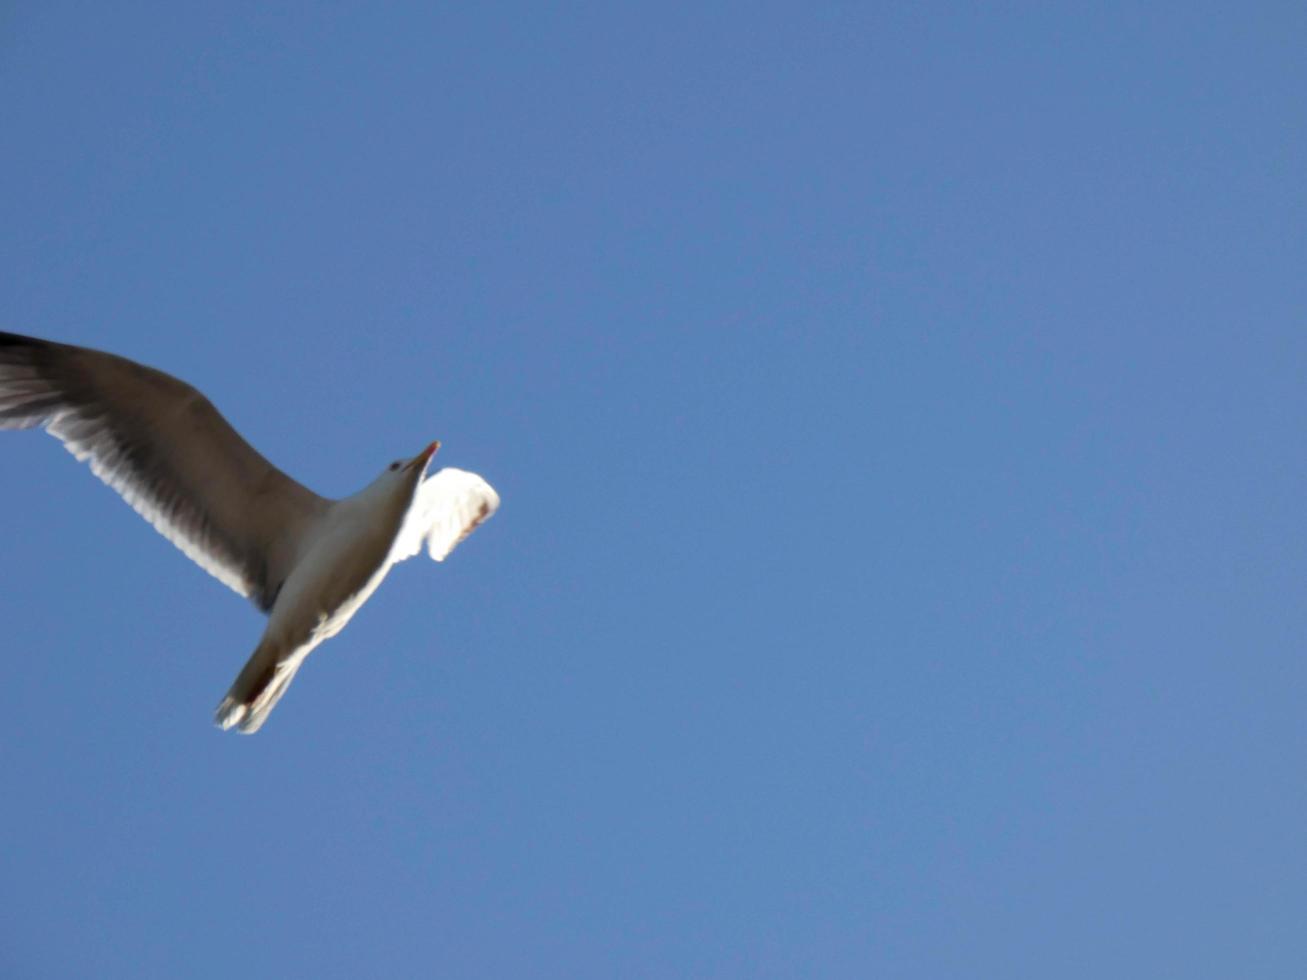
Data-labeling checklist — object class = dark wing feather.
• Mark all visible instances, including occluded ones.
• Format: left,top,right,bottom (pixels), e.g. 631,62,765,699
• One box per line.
0,331,331,611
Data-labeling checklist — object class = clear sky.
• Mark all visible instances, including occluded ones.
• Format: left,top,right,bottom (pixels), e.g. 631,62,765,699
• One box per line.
2,4,1305,978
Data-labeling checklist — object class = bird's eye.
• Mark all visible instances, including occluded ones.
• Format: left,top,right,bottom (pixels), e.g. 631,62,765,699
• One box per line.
388,461,401,472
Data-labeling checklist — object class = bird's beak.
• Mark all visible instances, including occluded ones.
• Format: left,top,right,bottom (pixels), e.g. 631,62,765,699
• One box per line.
404,440,440,472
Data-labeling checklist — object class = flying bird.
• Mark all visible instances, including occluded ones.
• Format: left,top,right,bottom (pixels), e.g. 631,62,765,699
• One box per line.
0,331,499,733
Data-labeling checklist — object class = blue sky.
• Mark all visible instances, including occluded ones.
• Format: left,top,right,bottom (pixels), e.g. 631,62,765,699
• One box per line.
2,4,1305,977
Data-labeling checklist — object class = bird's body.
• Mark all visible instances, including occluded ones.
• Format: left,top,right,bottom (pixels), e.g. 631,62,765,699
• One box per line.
215,460,427,731
0,331,499,733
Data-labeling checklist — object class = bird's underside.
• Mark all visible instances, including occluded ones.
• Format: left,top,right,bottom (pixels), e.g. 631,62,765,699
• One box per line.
0,330,500,733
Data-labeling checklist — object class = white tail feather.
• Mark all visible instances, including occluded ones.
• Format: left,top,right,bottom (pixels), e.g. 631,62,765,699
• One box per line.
214,641,314,734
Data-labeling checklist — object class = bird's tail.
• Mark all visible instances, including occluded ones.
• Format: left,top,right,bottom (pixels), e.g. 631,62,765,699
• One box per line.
214,637,314,734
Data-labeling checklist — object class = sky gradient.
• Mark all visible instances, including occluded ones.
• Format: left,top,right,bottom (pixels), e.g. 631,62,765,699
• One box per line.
2,4,1306,978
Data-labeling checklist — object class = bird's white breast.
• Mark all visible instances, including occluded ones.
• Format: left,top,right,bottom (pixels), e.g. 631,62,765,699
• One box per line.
264,485,413,648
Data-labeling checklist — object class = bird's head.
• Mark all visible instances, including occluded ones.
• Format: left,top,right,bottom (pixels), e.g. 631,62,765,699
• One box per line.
376,440,440,492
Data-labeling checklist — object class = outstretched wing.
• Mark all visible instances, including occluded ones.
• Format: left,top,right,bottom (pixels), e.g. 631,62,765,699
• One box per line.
392,467,500,564
0,331,331,610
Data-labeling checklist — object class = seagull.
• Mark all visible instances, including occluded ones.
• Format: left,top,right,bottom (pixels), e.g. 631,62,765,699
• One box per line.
0,331,499,733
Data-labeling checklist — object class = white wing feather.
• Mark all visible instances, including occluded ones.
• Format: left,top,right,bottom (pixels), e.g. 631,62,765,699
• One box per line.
392,467,500,563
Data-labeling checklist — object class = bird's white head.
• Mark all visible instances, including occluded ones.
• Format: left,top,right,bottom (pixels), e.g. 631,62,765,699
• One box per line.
374,439,440,495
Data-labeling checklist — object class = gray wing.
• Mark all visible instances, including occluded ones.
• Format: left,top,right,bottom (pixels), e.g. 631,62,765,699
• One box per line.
0,331,331,611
